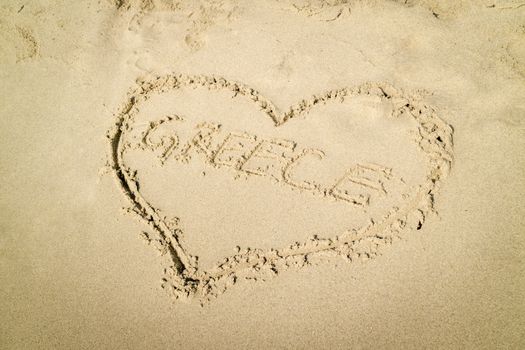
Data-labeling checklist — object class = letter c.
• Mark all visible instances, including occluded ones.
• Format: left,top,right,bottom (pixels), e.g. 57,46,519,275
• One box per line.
283,148,325,191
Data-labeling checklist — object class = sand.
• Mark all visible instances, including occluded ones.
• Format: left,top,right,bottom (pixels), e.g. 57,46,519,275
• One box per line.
1,0,524,348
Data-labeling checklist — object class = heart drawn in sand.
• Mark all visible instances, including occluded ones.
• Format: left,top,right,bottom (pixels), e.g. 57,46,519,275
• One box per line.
108,74,453,303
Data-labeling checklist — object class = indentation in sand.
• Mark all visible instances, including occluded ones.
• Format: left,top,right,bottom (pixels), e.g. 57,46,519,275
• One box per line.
108,74,453,304
0,22,38,63
112,0,240,51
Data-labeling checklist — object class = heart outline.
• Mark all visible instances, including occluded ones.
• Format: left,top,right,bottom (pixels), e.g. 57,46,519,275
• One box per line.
108,74,454,303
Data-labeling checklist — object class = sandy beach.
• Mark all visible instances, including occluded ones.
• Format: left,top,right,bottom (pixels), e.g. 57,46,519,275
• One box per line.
1,0,524,348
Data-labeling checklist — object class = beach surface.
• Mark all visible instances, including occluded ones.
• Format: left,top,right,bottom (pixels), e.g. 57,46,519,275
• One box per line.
1,0,524,348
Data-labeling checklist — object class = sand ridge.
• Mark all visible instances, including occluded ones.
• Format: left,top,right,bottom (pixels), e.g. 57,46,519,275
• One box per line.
108,73,453,303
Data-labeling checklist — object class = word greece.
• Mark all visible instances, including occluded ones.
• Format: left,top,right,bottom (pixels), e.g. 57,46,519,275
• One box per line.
135,117,394,206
